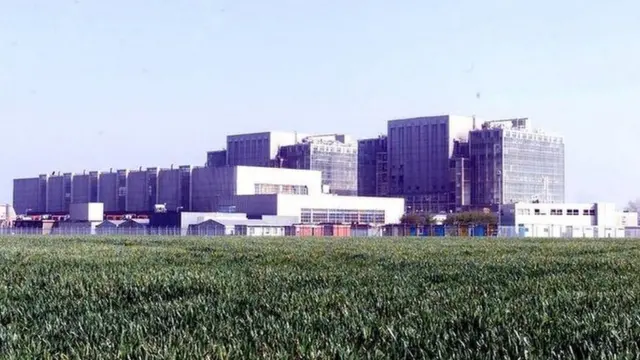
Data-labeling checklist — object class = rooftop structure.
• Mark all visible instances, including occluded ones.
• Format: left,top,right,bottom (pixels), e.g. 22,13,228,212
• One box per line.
206,150,227,167
277,134,358,196
226,131,305,167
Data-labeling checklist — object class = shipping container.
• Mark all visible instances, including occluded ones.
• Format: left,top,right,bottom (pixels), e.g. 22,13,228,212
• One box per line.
294,224,325,237
322,224,351,237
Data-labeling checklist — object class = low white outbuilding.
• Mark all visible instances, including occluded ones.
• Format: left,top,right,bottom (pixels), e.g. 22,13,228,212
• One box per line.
500,202,634,238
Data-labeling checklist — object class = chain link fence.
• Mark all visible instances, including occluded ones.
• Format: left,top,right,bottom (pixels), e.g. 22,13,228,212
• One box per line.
0,224,631,238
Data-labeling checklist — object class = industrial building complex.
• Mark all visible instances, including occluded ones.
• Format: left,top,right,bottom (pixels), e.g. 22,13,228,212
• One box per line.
10,113,635,238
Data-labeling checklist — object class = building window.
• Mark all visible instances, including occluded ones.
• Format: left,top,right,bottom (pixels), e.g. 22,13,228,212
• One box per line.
300,208,385,224
254,183,309,195
589,209,595,216
534,209,540,215
582,209,590,216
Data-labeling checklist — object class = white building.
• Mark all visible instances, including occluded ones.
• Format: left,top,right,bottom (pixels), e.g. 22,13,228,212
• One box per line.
233,193,405,225
0,204,16,227
500,202,634,238
191,165,405,224
191,166,324,212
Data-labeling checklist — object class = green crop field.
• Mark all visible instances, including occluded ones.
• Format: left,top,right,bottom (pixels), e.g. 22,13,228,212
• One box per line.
2,236,640,359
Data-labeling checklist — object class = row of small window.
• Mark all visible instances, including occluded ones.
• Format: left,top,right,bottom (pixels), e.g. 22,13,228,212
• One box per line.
518,208,595,216
254,184,309,195
300,208,385,224
311,146,357,154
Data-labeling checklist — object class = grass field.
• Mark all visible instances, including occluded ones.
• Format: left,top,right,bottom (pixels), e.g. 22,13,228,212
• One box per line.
2,236,640,359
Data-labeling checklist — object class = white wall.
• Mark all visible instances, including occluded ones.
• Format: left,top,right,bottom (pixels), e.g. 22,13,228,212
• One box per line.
503,203,614,227
596,203,617,228
277,194,405,224
235,166,323,195
70,203,104,222
502,202,628,238
617,211,639,227
232,194,405,224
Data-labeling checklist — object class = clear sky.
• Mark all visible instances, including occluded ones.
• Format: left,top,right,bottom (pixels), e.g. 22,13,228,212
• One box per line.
1,0,639,206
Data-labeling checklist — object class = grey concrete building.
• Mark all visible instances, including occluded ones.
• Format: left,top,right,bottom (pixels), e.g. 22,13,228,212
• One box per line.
206,150,227,167
157,165,192,211
13,175,47,214
388,115,475,213
46,172,72,213
72,171,99,204
98,171,117,212
357,136,388,197
126,167,158,212
226,131,303,167
278,134,358,196
98,169,128,212
468,118,565,206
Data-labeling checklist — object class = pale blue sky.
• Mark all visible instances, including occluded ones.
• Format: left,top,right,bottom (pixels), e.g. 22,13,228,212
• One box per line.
1,0,639,206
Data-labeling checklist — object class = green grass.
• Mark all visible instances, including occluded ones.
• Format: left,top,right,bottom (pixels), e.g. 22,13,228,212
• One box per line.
2,236,640,359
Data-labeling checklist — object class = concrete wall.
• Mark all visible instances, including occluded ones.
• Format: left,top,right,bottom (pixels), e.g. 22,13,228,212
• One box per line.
13,177,43,214
206,150,227,167
126,169,157,212
157,169,180,211
387,115,474,212
72,173,99,204
70,203,104,222
357,136,387,197
231,194,280,218
191,167,237,212
98,172,118,212
503,202,624,229
46,175,66,213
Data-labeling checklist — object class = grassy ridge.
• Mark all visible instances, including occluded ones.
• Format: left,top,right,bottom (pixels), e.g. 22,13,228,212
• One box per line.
1,236,640,359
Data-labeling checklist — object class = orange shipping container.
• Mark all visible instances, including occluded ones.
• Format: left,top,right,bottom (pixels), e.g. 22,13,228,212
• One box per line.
294,224,324,237
323,224,351,237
